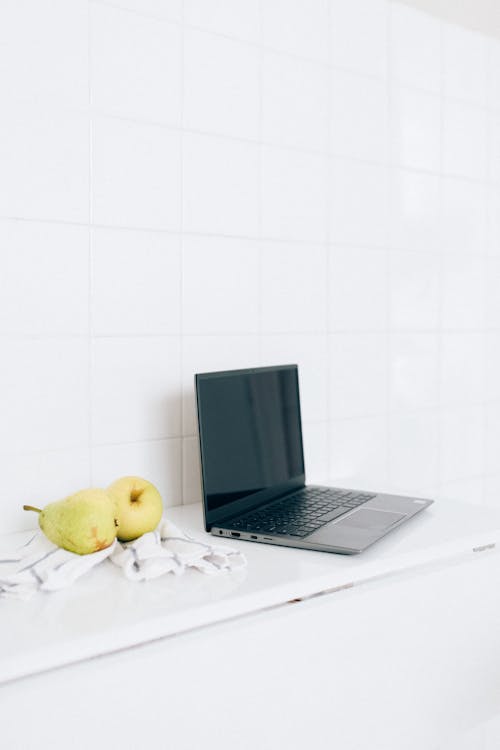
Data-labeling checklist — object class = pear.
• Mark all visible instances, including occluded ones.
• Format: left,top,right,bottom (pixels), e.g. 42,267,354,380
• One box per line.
23,489,117,555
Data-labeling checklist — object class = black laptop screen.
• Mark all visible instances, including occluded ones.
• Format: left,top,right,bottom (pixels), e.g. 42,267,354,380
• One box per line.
196,366,305,522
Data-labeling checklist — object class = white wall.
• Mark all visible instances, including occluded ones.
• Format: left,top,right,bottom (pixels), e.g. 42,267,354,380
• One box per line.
1,0,500,533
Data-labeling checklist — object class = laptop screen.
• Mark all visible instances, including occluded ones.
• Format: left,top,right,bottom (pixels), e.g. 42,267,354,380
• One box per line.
195,365,305,528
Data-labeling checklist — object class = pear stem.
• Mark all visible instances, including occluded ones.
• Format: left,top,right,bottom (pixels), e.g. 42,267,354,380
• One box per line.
23,505,42,514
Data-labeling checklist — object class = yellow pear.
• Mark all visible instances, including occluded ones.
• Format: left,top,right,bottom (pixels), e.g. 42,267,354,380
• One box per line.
23,489,117,555
107,476,163,542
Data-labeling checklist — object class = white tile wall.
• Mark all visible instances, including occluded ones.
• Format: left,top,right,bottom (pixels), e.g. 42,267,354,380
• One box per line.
0,0,88,110
91,228,181,335
443,24,488,105
91,336,181,443
0,221,89,336
0,110,89,223
182,132,260,236
182,235,260,333
330,0,388,77
390,86,441,171
184,29,259,140
1,0,500,533
330,70,388,162
92,117,181,229
90,3,182,124
261,147,327,242
389,3,441,93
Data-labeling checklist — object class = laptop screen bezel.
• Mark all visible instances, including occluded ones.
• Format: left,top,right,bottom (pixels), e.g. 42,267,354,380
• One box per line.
195,364,306,531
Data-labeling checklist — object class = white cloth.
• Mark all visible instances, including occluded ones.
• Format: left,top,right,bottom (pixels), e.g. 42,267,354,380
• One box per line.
0,519,246,600
0,532,116,600
109,518,246,580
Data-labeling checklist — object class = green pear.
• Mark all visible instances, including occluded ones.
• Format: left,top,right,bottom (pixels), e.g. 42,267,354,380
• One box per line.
23,489,117,555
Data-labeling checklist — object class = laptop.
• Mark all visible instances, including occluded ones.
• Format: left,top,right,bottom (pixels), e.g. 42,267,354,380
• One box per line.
195,364,433,554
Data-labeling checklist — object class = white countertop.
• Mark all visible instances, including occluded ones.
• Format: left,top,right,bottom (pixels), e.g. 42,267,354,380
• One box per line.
1,499,500,686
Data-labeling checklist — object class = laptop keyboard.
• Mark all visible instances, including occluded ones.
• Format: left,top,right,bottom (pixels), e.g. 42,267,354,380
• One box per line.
226,487,377,538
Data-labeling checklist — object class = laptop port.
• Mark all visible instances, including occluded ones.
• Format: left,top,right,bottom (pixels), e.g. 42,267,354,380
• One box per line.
231,532,240,537
250,535,258,540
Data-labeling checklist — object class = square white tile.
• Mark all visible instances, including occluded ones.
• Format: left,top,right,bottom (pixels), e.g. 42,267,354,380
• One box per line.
330,70,388,162
262,146,327,242
184,0,260,43
442,100,488,180
484,475,500,509
489,113,500,186
0,220,89,336
443,24,487,105
441,255,485,330
0,339,89,454
328,246,388,331
0,0,88,110
485,257,500,329
388,410,439,493
302,420,329,485
182,235,259,334
328,333,388,419
440,333,485,407
92,438,182,507
182,132,259,237
330,0,388,78
261,242,327,333
485,333,500,401
260,333,329,422
90,3,181,124
329,159,388,247
181,334,260,435
0,109,89,222
329,415,388,490
390,169,440,253
262,51,328,151
485,404,500,476
389,333,439,413
488,38,500,111
92,117,181,230
489,188,500,257
390,86,441,172
440,406,484,482
389,250,440,331
92,336,181,444
183,29,260,140
261,0,329,62
389,3,441,93
91,228,181,336
441,178,488,256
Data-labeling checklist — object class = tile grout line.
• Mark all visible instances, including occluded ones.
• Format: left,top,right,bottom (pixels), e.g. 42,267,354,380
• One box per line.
179,0,186,505
325,0,333,485
435,16,445,499
385,2,393,490
87,1,94,487
256,0,263,366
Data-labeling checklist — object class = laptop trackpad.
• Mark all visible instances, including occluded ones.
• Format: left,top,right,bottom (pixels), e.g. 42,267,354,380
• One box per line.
336,508,405,530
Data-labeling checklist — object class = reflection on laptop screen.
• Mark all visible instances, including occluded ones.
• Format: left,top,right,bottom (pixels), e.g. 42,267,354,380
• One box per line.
196,366,305,514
